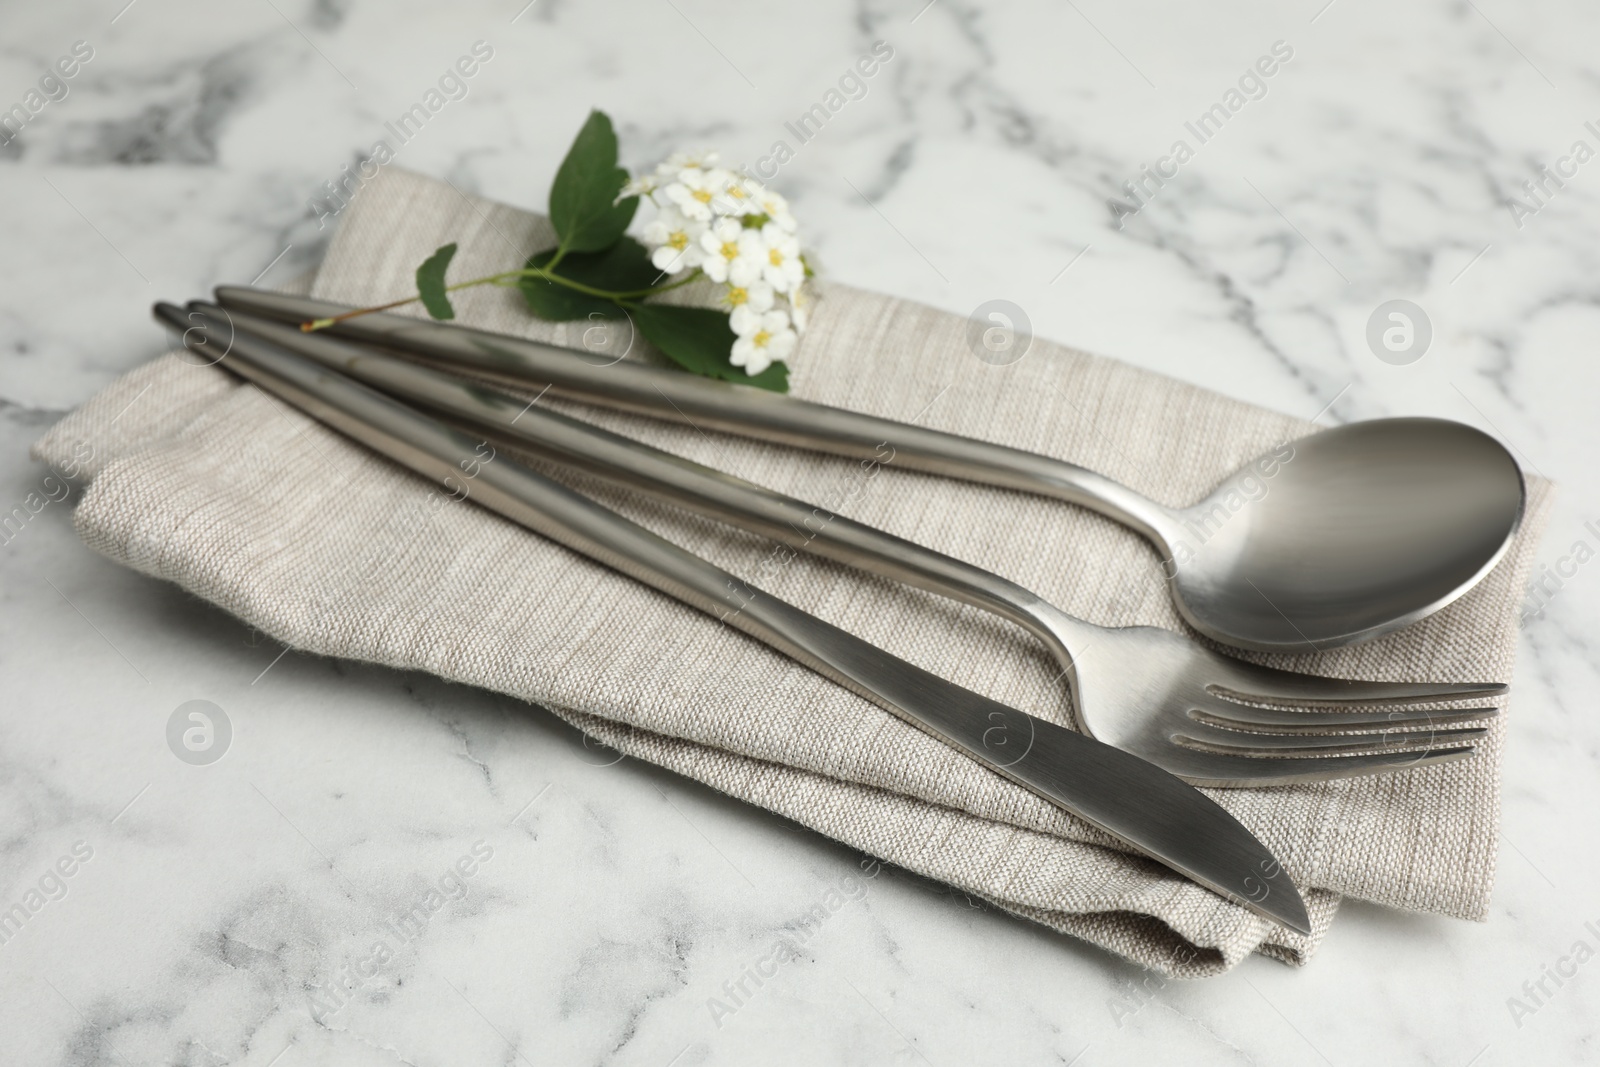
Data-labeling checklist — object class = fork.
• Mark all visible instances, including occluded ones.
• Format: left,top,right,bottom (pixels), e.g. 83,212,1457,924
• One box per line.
201,303,1506,787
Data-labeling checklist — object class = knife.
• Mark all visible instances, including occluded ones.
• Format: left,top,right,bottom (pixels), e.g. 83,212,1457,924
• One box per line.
155,300,1312,935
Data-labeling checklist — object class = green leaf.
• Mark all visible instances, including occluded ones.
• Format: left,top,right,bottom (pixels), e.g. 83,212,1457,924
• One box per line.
630,304,790,393
549,110,639,253
416,242,458,321
732,359,790,392
518,238,658,321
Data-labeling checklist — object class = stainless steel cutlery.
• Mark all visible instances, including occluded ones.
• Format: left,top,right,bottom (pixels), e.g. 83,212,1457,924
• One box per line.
189,301,1505,788
150,283,1529,930
156,300,1316,935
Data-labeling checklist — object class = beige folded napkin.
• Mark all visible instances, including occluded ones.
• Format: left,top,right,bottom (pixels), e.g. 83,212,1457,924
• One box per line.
34,168,1551,976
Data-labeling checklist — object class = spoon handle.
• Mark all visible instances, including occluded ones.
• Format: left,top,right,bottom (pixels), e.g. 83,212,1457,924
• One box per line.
213,287,1178,547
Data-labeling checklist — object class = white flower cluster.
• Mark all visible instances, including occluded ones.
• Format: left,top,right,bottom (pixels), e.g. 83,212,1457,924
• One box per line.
632,152,810,376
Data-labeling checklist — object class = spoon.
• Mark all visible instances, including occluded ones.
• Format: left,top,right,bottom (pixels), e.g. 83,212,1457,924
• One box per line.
213,286,1528,652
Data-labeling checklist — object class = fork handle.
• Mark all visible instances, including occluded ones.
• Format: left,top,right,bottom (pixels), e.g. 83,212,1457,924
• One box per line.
213,287,1179,547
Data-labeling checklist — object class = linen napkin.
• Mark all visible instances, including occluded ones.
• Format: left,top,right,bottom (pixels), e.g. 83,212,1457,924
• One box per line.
33,167,1551,976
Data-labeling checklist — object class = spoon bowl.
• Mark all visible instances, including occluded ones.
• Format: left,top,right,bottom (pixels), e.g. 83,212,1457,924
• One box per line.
1162,418,1525,652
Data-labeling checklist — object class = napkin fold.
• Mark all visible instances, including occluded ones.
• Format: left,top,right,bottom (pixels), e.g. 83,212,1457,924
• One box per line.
34,168,1551,976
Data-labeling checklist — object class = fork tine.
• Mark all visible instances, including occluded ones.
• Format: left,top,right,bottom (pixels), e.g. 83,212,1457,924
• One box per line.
1191,702,1500,734
1210,672,1507,709
1176,720,1490,756
1161,747,1479,788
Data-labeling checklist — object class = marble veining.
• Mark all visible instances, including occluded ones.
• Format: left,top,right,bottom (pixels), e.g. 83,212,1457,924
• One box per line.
3,0,1600,1063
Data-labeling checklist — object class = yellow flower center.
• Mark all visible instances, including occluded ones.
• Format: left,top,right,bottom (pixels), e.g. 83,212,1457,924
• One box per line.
720,241,739,260
668,232,688,250
726,287,749,306
752,329,771,347
769,248,784,266
726,185,748,200
693,189,714,204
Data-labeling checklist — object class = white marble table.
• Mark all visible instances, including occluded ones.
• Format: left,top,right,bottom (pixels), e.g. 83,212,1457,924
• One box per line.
3,0,1598,1063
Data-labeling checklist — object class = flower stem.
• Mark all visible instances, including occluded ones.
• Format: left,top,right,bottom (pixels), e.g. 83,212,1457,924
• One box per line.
626,270,703,298
300,292,429,331
299,265,705,331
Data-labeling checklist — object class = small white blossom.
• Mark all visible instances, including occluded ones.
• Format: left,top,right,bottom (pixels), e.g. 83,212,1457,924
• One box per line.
619,173,657,198
711,172,761,217
658,150,719,179
724,281,775,322
750,223,804,293
733,227,780,288
730,309,797,376
663,167,724,221
700,218,763,284
753,187,798,233
642,208,707,273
